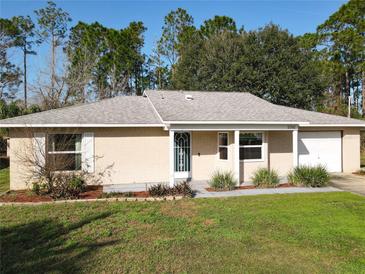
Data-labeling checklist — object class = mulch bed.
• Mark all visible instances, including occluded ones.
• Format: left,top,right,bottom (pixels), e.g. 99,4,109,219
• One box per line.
79,186,103,199
0,190,53,203
0,186,155,203
0,185,103,203
206,183,295,192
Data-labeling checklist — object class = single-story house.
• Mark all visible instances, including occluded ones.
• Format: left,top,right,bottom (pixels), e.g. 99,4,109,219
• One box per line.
1,90,364,190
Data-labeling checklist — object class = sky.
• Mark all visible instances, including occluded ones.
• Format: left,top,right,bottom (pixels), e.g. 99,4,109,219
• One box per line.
1,0,347,99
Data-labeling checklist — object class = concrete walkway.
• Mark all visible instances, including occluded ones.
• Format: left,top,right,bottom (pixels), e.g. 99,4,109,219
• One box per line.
191,181,341,198
330,173,365,196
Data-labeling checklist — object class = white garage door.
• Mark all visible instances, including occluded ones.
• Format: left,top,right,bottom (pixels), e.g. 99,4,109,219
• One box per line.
298,131,342,172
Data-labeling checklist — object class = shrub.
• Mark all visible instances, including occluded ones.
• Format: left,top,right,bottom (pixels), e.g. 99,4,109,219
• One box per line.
252,168,280,188
288,165,330,187
31,182,42,195
209,170,236,191
148,184,169,197
170,181,194,197
32,174,86,199
148,181,194,197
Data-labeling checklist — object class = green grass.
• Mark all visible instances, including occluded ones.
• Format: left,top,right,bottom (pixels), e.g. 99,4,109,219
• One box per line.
0,168,9,193
1,192,365,273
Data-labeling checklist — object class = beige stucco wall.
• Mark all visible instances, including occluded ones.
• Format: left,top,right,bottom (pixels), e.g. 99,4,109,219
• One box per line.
8,126,362,190
94,127,169,185
342,128,360,172
268,131,293,177
191,131,235,181
9,129,35,190
192,131,269,182
9,127,169,190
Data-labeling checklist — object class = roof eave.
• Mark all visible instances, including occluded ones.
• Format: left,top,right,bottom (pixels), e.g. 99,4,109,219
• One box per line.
165,121,308,125
299,123,365,127
0,123,165,128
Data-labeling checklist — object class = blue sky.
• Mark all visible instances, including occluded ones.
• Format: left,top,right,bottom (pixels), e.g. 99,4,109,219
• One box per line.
1,0,346,98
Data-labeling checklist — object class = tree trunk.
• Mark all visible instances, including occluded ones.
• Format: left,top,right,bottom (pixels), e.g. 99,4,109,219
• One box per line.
51,34,56,92
23,45,27,108
362,71,365,117
345,71,350,105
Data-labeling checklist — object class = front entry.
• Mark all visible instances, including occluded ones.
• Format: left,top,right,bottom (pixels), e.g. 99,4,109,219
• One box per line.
174,132,191,179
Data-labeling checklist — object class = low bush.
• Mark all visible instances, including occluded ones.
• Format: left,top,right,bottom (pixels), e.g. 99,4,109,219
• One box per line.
288,165,330,187
32,174,86,199
209,171,236,191
148,181,194,197
252,168,280,188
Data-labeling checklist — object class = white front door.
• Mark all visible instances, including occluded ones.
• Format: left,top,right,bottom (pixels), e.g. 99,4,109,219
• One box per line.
174,132,191,179
298,131,342,172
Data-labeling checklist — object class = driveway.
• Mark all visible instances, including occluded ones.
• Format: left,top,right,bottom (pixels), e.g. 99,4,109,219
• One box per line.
331,173,365,196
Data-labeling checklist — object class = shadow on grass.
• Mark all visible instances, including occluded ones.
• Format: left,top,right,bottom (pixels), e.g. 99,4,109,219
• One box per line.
0,211,117,274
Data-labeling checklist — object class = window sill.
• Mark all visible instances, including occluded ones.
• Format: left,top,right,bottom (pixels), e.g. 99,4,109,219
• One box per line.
240,159,264,163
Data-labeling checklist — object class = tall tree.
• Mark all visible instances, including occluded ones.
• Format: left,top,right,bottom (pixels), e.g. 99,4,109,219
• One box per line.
315,0,364,115
66,21,146,99
35,1,71,97
147,44,170,89
173,23,326,110
0,19,22,99
10,16,37,108
200,15,237,38
157,8,194,67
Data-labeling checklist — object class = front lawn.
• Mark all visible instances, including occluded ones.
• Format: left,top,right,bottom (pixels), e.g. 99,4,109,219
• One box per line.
1,192,364,273
0,168,9,193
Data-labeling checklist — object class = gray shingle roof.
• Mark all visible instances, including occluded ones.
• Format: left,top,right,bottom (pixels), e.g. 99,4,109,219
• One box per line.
278,105,365,125
145,90,365,125
0,90,364,126
0,96,162,125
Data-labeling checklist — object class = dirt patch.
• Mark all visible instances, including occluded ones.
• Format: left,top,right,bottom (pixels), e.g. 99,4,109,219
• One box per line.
206,183,296,192
160,200,197,218
203,219,215,226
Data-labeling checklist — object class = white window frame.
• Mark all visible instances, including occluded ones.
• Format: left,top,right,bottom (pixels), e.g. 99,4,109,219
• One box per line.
240,132,264,162
47,133,82,171
218,132,229,161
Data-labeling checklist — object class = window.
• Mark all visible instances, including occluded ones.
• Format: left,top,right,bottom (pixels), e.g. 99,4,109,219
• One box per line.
47,134,82,171
218,132,228,160
239,133,263,161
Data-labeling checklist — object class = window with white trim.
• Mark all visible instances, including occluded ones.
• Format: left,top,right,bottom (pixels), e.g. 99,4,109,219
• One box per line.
47,134,82,171
239,133,263,161
218,132,228,160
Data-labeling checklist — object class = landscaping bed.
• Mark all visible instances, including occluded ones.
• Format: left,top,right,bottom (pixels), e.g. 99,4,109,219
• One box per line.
0,185,103,203
0,181,193,203
205,183,295,192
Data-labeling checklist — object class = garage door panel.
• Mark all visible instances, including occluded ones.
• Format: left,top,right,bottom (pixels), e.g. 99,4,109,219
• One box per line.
298,131,342,172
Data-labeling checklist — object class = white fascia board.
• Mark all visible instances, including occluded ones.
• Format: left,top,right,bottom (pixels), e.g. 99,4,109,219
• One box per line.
168,123,301,131
300,124,365,127
165,121,308,125
0,124,165,128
